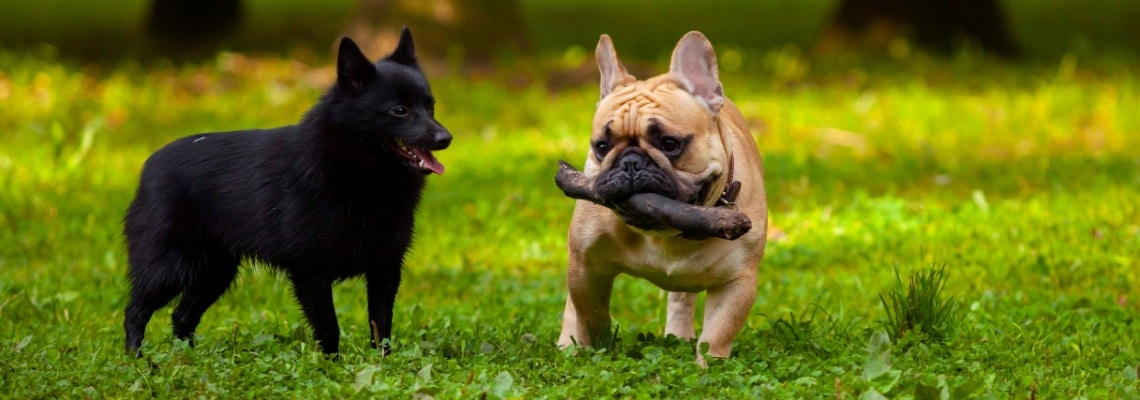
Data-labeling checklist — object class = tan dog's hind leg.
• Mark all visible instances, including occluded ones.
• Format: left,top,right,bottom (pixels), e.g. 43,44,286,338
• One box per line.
558,257,616,348
665,292,698,339
696,270,757,359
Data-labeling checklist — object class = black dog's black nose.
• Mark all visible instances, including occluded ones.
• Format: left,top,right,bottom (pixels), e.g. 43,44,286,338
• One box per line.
430,130,452,150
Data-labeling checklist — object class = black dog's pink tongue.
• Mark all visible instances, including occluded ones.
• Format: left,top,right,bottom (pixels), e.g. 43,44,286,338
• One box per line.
412,148,445,175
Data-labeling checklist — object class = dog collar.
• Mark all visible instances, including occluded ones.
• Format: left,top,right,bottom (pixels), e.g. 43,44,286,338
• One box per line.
714,153,741,210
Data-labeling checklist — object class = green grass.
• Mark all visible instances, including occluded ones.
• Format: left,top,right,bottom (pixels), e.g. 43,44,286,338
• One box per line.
878,264,961,344
3,2,1140,398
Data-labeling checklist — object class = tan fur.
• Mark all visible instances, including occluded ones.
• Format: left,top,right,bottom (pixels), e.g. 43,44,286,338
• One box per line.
558,32,768,364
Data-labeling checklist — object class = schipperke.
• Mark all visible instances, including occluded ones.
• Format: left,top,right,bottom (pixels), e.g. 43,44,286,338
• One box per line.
123,27,450,356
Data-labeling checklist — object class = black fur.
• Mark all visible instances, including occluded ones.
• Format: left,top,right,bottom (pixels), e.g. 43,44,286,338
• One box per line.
123,28,451,356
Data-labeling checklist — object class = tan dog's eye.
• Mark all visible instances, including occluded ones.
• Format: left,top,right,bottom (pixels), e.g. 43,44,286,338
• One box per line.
593,141,612,160
660,137,683,156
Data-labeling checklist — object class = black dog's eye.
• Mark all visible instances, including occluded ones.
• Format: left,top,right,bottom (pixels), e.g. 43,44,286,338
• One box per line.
660,137,683,155
425,98,436,111
593,141,611,160
390,106,409,117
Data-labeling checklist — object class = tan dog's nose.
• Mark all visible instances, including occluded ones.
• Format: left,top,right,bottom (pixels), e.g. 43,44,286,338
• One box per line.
616,147,651,174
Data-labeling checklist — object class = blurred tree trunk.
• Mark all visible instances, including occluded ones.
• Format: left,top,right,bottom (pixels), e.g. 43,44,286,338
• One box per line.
341,0,528,64
147,0,242,45
815,0,1019,57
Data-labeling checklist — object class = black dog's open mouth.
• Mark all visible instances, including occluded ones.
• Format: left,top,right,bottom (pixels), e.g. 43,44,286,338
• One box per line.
389,138,445,175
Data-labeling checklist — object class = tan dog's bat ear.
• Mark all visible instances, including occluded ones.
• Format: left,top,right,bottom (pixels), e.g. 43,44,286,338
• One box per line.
596,34,636,100
669,31,724,114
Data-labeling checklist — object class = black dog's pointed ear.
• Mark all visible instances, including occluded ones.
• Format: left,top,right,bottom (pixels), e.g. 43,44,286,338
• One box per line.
337,36,375,90
388,26,417,66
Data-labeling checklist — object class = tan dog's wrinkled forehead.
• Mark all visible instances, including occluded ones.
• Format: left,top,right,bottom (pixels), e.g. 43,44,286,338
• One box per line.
593,76,718,143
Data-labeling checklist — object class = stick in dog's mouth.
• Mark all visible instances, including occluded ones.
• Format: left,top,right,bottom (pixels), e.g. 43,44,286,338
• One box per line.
554,161,751,240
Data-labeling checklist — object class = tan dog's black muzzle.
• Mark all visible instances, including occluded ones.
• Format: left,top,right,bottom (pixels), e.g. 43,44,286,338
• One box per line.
593,146,679,206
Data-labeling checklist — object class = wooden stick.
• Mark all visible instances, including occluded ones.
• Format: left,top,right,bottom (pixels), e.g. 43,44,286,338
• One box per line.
554,161,752,240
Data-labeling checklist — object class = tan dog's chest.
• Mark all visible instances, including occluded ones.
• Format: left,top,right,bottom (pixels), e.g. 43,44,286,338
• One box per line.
571,200,760,292
611,239,751,292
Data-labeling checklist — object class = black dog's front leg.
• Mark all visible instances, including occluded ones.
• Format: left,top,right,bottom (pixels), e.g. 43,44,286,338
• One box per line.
290,274,340,354
366,267,402,356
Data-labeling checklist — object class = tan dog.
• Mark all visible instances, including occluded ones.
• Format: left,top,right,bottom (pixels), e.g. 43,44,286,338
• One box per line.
557,32,768,363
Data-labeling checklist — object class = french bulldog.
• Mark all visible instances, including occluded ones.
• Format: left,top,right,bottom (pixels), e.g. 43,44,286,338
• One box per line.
557,31,768,364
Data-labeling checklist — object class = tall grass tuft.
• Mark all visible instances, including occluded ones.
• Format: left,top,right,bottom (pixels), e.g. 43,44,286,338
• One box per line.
878,264,961,344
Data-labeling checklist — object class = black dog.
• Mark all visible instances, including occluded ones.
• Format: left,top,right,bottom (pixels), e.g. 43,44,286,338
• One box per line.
123,28,450,356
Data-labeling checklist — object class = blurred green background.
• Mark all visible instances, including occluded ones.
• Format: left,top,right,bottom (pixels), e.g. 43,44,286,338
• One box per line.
2,0,1139,61
1,0,1138,398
